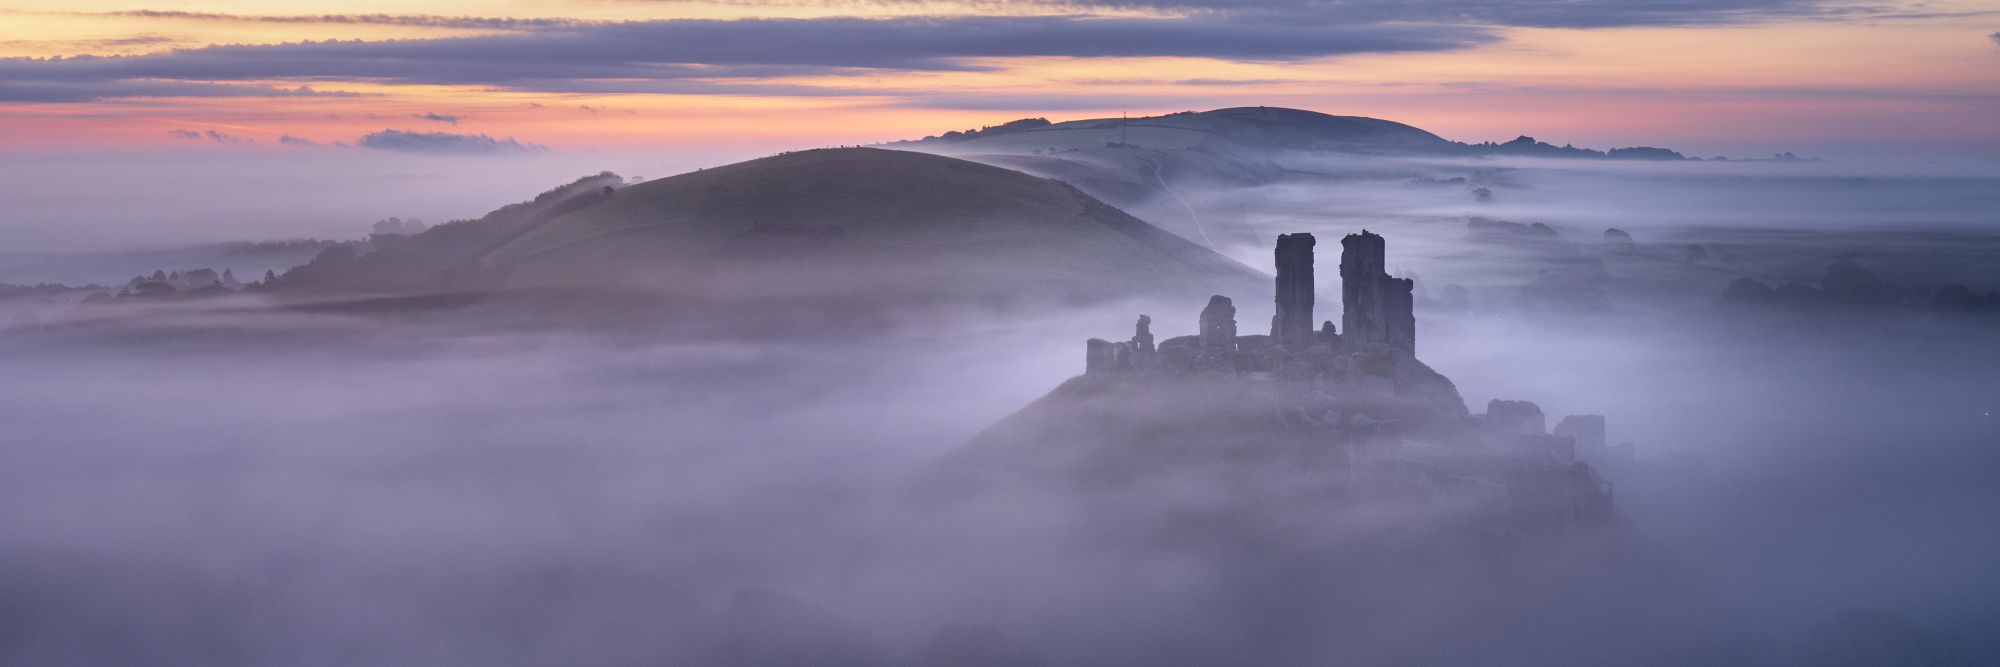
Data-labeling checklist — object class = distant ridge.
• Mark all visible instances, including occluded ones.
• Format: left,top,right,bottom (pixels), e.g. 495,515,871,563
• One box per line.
898,106,1688,160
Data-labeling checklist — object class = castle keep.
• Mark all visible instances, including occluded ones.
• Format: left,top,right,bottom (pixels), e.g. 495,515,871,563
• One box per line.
1084,230,1416,374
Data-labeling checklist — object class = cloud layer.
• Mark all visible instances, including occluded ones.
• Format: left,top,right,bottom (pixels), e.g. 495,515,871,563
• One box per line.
356,129,543,154
97,10,590,31
0,0,1870,105
974,0,1834,28
166,128,252,143
0,80,351,104
0,15,1498,102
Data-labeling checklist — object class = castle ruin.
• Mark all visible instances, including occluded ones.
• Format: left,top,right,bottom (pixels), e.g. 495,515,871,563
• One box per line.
1079,231,1615,478
1271,233,1316,349
1084,230,1418,375
1340,230,1416,353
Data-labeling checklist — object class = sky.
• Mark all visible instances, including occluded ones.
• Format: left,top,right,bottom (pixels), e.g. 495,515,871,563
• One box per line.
2,0,1997,160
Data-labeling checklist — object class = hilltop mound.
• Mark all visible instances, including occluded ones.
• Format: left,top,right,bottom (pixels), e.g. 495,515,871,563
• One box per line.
894,107,1689,251
937,232,1612,536
905,106,1687,160
893,107,1457,247
1166,106,1455,151
483,148,1266,303
267,149,1267,316
907,106,1453,155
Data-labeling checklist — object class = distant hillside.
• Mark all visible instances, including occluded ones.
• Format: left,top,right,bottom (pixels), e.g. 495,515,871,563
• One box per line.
267,148,1267,312
897,106,1684,159
891,106,1690,248
486,148,1267,304
267,171,624,294
900,106,1454,155
0,239,340,287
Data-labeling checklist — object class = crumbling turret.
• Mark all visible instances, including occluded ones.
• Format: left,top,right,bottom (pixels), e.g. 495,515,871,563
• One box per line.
1271,233,1316,349
1133,315,1155,359
1340,230,1416,354
1199,295,1237,356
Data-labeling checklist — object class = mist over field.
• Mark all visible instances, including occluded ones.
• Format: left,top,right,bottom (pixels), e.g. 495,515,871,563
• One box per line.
5,0,1998,656
0,149,724,281
4,110,1999,666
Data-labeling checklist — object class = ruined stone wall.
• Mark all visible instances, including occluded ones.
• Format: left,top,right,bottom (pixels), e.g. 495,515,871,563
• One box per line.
1385,275,1416,353
1340,230,1416,354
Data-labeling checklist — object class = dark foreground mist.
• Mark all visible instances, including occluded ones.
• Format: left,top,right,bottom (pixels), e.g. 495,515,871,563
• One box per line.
2,290,1995,666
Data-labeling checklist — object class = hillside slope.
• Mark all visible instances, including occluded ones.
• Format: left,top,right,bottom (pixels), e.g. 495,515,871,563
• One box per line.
484,148,1268,303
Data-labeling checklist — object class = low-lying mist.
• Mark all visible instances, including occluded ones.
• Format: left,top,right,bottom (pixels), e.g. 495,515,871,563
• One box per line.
4,150,1997,665
4,278,1996,665
0,149,737,278
1187,154,2000,294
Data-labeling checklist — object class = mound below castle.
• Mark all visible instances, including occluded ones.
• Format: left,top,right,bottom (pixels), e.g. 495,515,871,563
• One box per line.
943,231,1613,535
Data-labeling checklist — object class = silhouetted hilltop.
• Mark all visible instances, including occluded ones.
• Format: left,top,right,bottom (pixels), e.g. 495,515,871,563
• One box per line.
266,171,623,294
900,106,1692,160
894,107,1699,248
1468,136,1688,160
483,148,1267,303
902,106,1452,155
262,148,1267,314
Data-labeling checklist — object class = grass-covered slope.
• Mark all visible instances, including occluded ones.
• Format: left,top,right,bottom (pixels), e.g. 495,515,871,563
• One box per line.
483,147,1268,303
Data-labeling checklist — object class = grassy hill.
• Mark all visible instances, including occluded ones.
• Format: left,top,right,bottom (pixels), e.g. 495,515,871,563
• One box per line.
482,147,1268,304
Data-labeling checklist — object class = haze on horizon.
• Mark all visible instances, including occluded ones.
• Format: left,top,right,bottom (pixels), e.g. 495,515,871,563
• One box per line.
1,0,1996,159
3,0,1998,254
4,3,2000,666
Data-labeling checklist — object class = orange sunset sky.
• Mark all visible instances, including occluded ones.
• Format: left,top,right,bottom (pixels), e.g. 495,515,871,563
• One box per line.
1,0,1996,158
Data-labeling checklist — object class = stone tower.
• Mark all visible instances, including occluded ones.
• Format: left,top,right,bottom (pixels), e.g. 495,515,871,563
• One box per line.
1131,314,1156,366
1339,230,1416,353
1198,295,1237,355
1271,233,1316,348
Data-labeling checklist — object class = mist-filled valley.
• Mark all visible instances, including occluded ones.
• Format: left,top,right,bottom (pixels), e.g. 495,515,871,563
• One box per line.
4,108,1998,666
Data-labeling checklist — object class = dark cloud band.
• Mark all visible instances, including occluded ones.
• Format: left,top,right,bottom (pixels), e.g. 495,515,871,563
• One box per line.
612,0,1835,28
0,80,356,103
97,10,590,31
0,15,1495,102
992,0,1830,29
0,0,1854,105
